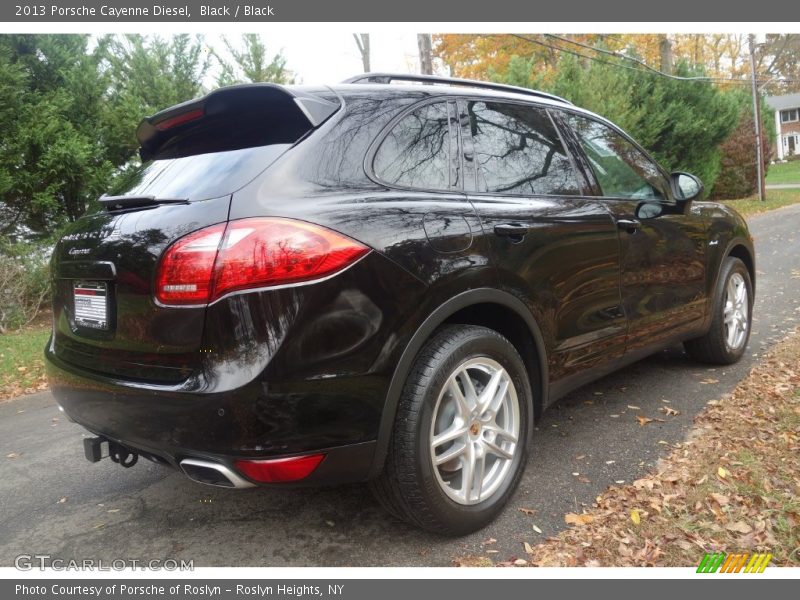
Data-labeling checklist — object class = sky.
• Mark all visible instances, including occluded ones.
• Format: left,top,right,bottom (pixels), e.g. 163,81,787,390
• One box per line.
206,32,436,85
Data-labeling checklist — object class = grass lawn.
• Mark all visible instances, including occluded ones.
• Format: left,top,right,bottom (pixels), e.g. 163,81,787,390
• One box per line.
765,160,800,186
721,188,800,218
0,322,50,401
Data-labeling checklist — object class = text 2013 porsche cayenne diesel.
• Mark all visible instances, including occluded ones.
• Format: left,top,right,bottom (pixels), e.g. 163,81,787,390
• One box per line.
46,74,755,534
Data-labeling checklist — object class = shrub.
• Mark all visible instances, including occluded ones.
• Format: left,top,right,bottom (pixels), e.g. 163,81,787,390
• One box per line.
0,241,51,333
710,111,772,199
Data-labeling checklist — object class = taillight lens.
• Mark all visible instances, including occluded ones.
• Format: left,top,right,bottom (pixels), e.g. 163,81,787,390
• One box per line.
155,223,226,305
155,218,369,306
234,454,325,483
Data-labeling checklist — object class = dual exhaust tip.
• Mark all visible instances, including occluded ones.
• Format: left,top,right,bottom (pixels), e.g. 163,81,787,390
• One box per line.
179,459,255,489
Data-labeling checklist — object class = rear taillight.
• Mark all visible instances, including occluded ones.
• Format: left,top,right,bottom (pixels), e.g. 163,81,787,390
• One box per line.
234,454,325,483
155,218,369,306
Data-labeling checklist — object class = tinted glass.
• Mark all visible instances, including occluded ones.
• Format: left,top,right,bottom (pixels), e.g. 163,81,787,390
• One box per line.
466,101,579,196
373,102,453,190
564,113,665,200
108,144,291,202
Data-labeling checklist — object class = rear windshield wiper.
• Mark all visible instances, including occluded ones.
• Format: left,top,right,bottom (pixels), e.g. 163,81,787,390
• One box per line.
98,195,189,210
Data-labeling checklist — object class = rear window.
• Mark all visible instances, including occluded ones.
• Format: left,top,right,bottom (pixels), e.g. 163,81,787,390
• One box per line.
108,144,291,202
373,101,455,190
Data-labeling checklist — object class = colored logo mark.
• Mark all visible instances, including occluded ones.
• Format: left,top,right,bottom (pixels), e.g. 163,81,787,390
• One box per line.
697,552,772,573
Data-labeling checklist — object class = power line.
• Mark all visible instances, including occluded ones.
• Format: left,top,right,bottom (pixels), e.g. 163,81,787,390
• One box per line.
509,34,800,87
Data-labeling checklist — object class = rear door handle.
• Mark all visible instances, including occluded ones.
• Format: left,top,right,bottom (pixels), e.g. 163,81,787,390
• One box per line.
494,224,529,238
616,218,641,233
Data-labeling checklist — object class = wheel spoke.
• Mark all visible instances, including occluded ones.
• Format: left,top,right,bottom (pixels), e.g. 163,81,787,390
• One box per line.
447,376,470,419
476,369,504,415
485,422,518,444
434,442,466,466
460,443,476,500
432,424,468,449
483,439,514,460
456,369,479,411
471,450,486,502
735,281,746,305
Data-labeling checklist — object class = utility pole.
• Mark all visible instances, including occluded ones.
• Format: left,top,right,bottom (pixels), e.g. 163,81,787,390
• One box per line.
749,34,766,202
417,34,433,75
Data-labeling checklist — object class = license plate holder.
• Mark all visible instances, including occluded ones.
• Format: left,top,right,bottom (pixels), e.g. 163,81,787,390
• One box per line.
73,281,109,330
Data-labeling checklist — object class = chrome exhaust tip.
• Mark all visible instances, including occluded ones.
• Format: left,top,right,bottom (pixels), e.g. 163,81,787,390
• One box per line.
179,458,255,489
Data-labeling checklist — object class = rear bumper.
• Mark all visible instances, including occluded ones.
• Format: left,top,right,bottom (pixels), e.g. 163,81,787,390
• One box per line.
45,345,378,486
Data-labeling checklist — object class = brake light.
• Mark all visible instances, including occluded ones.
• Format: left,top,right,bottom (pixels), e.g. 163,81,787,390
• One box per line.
154,107,204,131
155,218,369,306
234,454,325,483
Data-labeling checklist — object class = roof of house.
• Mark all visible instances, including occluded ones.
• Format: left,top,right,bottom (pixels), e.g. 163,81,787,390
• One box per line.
766,93,800,111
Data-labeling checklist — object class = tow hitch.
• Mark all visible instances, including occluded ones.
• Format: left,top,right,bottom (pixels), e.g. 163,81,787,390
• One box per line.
83,436,138,468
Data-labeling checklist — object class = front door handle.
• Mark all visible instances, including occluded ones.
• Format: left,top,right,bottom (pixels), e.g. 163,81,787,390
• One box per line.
616,218,641,233
494,224,529,238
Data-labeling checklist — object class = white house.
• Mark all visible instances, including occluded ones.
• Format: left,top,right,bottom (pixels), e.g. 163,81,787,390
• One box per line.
766,93,800,160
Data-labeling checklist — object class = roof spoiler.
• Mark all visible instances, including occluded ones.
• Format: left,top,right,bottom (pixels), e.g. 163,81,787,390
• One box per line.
136,84,340,161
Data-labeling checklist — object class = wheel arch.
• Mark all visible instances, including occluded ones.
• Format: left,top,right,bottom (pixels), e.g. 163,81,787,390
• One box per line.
727,243,755,294
367,288,548,478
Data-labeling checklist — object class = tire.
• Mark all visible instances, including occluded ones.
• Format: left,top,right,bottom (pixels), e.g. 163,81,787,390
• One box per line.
370,324,531,535
684,257,753,365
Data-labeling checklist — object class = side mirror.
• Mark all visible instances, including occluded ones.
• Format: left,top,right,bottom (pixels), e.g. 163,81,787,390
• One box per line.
671,172,704,201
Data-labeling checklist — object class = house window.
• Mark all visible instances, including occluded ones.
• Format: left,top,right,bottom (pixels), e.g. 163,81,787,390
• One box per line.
781,108,799,123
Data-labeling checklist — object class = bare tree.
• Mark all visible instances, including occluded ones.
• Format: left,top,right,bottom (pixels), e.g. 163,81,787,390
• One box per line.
352,34,370,72
417,34,433,74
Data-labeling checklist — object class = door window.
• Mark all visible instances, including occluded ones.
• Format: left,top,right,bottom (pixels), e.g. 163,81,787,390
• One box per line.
373,101,455,190
466,101,580,196
564,113,666,200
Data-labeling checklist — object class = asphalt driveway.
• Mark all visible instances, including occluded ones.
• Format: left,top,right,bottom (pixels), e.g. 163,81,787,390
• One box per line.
1,203,799,567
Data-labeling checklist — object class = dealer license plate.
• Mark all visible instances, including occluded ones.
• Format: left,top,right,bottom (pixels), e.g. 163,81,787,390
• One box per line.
73,282,108,330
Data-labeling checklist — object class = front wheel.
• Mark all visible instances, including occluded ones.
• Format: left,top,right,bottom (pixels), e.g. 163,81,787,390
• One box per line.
684,257,753,365
370,325,531,535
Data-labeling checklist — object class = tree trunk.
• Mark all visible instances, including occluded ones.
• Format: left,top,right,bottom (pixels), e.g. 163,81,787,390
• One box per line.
659,34,673,74
417,34,433,75
352,34,370,72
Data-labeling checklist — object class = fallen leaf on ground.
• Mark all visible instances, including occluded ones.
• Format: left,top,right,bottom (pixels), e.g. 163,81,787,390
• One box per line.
717,466,730,479
532,524,542,534
660,407,680,417
565,513,594,525
524,542,534,554
453,556,493,567
630,509,641,525
518,507,537,516
627,405,641,410
726,521,752,534
700,378,719,384
637,416,653,426
710,493,729,506
6,453,20,459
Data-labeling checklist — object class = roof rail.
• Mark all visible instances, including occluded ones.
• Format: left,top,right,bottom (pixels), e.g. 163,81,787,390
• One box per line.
342,72,572,105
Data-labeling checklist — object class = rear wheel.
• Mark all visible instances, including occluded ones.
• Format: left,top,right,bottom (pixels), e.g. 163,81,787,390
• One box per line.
370,325,531,535
684,257,752,364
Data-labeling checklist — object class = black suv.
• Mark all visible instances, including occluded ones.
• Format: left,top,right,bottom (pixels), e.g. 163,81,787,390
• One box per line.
46,73,755,534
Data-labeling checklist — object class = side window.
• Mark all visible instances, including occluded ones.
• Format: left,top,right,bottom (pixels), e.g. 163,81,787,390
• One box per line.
466,101,580,196
563,113,665,200
373,102,454,190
